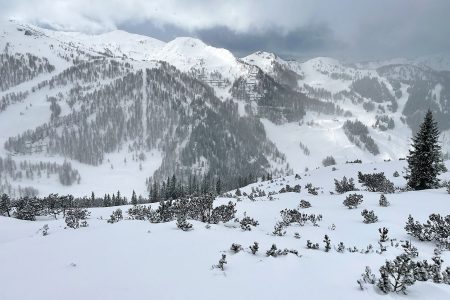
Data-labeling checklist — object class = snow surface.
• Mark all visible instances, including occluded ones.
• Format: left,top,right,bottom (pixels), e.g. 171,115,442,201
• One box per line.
1,160,450,300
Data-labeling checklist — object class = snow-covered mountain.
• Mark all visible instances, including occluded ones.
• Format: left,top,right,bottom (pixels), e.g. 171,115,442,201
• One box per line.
1,20,450,198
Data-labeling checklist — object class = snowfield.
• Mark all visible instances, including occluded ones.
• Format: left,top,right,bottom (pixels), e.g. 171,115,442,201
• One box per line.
1,160,449,300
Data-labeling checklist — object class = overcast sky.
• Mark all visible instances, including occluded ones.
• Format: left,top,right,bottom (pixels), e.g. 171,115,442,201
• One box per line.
2,0,450,60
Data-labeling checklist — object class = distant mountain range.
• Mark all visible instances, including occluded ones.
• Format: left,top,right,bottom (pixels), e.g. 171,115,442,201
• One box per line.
1,20,449,197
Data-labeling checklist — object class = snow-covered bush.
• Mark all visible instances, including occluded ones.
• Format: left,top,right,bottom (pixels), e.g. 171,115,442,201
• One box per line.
323,235,331,252
13,196,43,220
0,193,11,217
361,209,378,223
215,254,227,270
305,183,319,195
379,194,390,207
127,205,151,220
279,209,322,227
266,244,279,257
334,176,356,194
401,241,418,258
343,193,363,209
377,254,416,294
41,224,49,236
298,199,311,209
393,171,400,177
266,244,298,257
358,172,395,193
230,243,242,253
405,214,450,248
306,240,319,250
249,242,259,254
65,208,90,229
357,266,376,290
336,242,345,253
176,215,193,231
322,156,336,167
211,201,237,224
107,209,123,223
279,184,301,193
239,215,259,231
272,221,286,236
379,227,389,242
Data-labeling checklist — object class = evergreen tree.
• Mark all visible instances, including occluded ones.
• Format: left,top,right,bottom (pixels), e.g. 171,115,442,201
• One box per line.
215,177,222,195
406,110,446,190
150,181,159,203
0,194,11,217
131,190,138,205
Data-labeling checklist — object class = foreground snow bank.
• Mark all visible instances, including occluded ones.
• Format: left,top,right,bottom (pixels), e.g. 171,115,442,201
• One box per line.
0,160,450,300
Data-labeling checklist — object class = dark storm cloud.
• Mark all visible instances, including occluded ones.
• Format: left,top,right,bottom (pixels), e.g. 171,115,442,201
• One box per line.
1,0,450,60
120,21,344,59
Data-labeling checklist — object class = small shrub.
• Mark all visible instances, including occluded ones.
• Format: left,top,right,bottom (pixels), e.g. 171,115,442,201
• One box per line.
65,208,90,229
298,199,311,209
379,227,389,242
305,183,319,195
358,172,395,193
249,242,259,254
176,215,193,231
230,243,243,253
393,171,400,177
323,235,331,252
272,221,286,236
41,224,49,236
127,205,151,220
357,266,376,290
240,215,259,231
334,176,356,194
361,209,378,223
107,209,123,223
401,241,418,258
377,254,416,294
343,193,363,209
336,242,345,253
215,254,227,270
322,156,336,167
379,194,390,207
306,240,319,250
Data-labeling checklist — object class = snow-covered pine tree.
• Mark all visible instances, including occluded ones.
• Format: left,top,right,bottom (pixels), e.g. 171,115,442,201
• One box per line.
361,209,378,223
343,193,363,209
406,110,446,190
249,242,259,254
107,209,123,223
131,190,138,205
215,254,227,270
377,254,416,294
323,235,331,252
379,227,389,242
176,215,193,231
230,243,242,253
379,194,390,207
0,193,11,217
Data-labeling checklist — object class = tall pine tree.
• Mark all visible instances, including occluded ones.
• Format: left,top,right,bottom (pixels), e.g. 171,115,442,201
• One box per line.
406,110,446,190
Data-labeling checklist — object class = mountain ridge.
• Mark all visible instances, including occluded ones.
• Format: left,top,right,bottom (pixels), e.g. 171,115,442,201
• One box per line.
1,20,450,198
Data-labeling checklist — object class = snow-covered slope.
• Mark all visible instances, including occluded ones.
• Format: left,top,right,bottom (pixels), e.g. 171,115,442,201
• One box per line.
1,20,450,197
1,160,449,300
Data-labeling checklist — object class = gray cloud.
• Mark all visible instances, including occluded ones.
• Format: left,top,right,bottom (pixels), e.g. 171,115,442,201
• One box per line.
1,0,450,60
